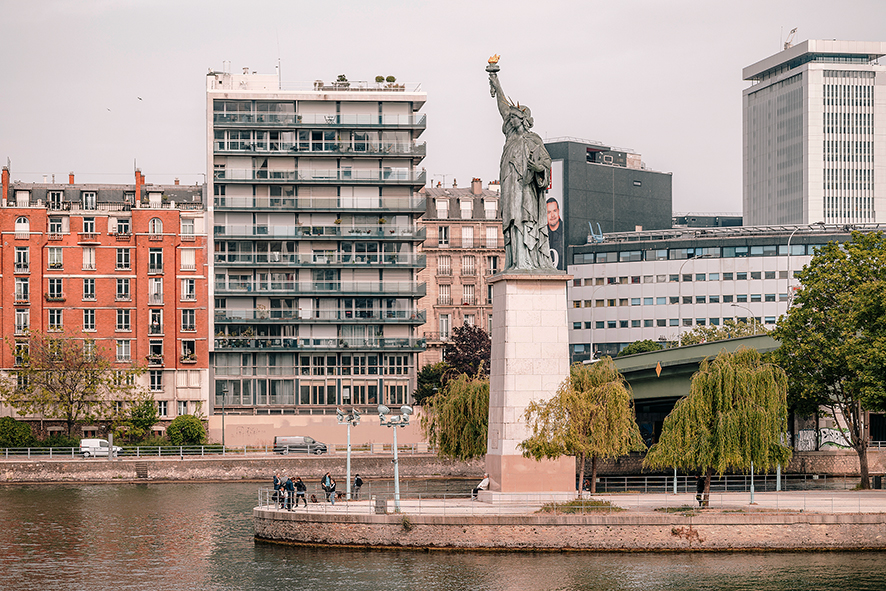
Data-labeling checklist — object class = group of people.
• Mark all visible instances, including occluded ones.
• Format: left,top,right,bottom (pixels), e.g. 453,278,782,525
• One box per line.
273,471,364,510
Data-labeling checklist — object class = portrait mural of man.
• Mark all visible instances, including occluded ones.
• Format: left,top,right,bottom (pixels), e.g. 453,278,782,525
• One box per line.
546,196,564,271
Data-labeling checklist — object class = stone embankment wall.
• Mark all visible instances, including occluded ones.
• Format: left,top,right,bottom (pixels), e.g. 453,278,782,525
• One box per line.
254,509,886,551
0,455,483,483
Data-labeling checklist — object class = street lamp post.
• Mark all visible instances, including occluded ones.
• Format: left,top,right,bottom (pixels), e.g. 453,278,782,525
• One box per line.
337,407,361,500
730,303,757,333
378,404,413,512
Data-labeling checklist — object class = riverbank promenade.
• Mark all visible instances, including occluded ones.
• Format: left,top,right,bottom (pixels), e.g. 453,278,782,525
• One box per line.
254,490,886,551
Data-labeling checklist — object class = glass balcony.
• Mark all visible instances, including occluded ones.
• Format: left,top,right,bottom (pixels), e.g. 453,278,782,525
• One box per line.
213,112,426,128
213,195,426,212
214,308,426,323
214,252,426,268
213,224,426,242
213,335,426,352
213,168,425,185
213,280,426,298
214,141,426,158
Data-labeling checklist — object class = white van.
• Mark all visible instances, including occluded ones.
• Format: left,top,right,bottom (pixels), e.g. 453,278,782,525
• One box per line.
273,436,327,455
80,438,122,458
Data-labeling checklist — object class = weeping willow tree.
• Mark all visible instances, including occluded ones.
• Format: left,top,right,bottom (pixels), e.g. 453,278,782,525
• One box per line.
520,358,646,494
420,373,489,461
643,347,792,503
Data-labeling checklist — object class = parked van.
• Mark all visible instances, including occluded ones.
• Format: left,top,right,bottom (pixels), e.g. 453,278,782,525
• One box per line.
273,436,327,455
80,438,122,458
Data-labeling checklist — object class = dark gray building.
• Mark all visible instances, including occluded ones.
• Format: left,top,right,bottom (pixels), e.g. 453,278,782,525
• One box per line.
544,138,672,270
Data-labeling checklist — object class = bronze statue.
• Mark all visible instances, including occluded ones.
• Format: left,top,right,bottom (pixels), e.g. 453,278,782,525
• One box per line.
487,55,556,272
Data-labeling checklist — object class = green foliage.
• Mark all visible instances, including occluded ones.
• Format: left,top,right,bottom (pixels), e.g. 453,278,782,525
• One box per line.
443,324,491,379
112,395,160,443
37,433,80,449
643,347,792,476
537,499,623,513
681,319,767,346
618,340,664,357
375,75,385,83
166,415,206,446
412,362,450,405
336,74,348,82
772,231,886,489
521,358,646,492
0,416,34,447
385,75,396,83
421,373,489,461
0,330,146,435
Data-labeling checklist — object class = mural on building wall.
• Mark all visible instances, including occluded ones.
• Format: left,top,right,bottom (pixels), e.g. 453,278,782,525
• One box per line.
547,160,565,270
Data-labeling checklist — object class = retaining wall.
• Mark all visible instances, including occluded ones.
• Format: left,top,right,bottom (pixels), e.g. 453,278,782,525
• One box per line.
254,508,886,551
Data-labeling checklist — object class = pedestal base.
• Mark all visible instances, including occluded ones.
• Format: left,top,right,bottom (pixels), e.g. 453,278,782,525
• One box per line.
486,453,574,494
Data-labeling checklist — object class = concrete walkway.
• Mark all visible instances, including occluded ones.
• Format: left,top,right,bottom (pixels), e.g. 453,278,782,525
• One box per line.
261,490,886,516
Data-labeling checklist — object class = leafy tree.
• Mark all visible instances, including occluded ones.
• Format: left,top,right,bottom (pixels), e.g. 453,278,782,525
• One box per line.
0,331,145,435
167,414,206,446
112,395,159,443
644,347,792,503
618,339,664,357
521,358,646,494
443,324,491,379
681,319,767,346
421,373,489,460
412,361,450,406
772,231,886,489
0,416,34,448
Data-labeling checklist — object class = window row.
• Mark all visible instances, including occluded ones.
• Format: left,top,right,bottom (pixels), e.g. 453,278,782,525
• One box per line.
13,309,198,334
435,225,502,248
14,247,198,272
436,255,499,276
12,277,197,303
572,293,788,307
573,316,776,329
574,270,798,286
213,378,411,407
14,216,185,235
214,352,411,377
575,244,825,264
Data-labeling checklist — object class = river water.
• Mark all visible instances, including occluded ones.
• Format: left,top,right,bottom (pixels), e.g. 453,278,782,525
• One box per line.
1,481,885,591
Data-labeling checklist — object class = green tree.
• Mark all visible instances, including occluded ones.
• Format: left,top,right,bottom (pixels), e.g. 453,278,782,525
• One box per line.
681,319,767,346
521,358,646,494
772,231,886,489
0,416,34,448
412,361,450,406
644,347,792,503
112,394,160,443
421,373,489,460
167,414,206,446
618,339,664,357
0,331,145,436
443,324,491,379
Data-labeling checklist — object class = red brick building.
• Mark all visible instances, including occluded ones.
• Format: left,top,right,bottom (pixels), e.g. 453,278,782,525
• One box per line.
0,167,208,437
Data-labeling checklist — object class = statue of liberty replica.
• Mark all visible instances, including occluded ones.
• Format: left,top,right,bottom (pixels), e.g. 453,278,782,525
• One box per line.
487,55,556,272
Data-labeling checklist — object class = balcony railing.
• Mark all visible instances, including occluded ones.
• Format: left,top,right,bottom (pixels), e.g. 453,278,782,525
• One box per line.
462,296,477,305
214,308,426,323
213,336,426,352
214,252,426,268
149,324,163,335
78,233,100,243
437,296,452,305
213,195,426,212
45,292,65,302
148,265,164,274
14,293,29,303
214,141,427,158
147,355,163,366
148,294,164,304
214,224,425,241
180,355,197,364
14,263,29,273
422,331,450,343
461,268,477,276
427,238,504,250
14,325,28,335
214,280,426,297
213,112,426,127
214,169,426,185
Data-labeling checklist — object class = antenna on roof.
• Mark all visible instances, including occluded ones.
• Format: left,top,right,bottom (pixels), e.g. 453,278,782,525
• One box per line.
784,27,797,50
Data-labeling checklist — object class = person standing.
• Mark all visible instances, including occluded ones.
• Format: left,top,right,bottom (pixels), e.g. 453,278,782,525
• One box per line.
284,476,295,510
273,471,283,508
328,477,337,505
294,476,307,508
696,473,707,507
353,474,363,500
322,472,332,502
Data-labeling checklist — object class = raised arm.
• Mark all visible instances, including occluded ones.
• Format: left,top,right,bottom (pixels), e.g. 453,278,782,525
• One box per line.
488,72,510,121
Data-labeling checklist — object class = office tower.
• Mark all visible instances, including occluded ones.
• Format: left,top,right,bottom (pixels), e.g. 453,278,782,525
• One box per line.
743,39,886,225
207,68,427,417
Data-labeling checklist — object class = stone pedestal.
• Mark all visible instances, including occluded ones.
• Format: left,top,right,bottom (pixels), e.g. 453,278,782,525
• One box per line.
484,272,575,495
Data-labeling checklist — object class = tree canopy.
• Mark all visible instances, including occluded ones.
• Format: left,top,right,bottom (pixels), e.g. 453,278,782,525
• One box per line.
680,319,768,347
0,330,146,435
412,361,450,406
443,324,491,378
643,347,792,499
167,415,207,446
521,358,646,493
420,372,489,461
772,231,886,488
618,340,664,357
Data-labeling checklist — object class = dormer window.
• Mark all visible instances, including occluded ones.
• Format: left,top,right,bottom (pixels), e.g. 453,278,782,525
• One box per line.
48,191,63,210
82,192,96,210
460,199,472,219
435,199,448,219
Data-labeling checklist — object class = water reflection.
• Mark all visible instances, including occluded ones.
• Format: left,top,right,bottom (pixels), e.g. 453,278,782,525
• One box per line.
0,482,884,591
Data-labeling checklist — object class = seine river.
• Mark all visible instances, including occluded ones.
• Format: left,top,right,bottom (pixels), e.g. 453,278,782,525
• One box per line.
1,481,885,591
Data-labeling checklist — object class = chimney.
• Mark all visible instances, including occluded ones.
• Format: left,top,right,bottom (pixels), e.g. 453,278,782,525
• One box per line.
68,171,75,185
452,178,457,188
471,178,482,196
135,169,143,203
174,178,180,185
1,167,9,204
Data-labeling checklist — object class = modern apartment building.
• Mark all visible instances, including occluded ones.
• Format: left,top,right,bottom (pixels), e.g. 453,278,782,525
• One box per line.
207,68,428,420
743,39,886,225
565,223,884,360
417,178,503,366
0,168,208,435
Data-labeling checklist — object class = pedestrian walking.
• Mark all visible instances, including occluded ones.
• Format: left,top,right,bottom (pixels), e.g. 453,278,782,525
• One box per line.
329,477,337,505
294,476,307,507
353,474,363,500
284,476,295,510
322,472,332,502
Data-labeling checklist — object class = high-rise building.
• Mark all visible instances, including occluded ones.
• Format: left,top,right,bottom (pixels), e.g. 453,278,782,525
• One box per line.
0,168,208,436
743,39,886,225
206,68,427,424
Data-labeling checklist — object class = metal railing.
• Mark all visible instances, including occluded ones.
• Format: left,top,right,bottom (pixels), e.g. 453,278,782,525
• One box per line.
214,308,426,323
214,224,425,240
213,195,426,211
214,252,426,267
215,169,426,184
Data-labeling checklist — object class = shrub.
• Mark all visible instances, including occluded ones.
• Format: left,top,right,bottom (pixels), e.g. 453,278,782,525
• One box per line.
166,414,206,446
0,417,34,448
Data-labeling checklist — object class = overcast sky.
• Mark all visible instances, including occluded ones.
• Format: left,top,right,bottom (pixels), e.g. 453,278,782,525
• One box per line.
1,1,884,214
